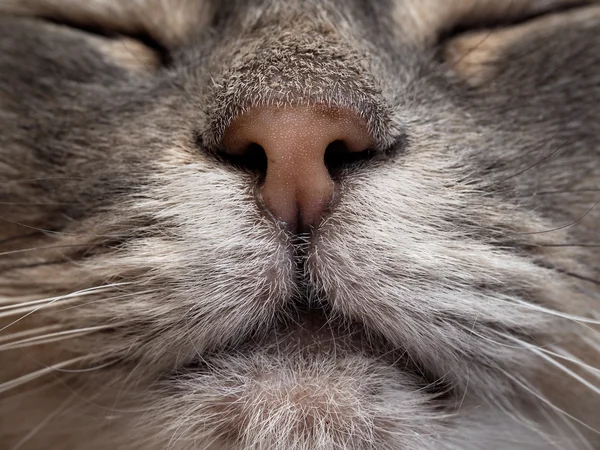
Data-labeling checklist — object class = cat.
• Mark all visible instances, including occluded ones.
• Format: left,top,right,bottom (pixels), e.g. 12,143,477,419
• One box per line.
0,0,599,448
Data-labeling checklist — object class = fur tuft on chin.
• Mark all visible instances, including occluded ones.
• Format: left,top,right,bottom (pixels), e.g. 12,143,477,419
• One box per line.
151,352,440,450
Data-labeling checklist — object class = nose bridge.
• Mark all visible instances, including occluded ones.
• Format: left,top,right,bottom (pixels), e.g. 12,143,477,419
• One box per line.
202,14,393,152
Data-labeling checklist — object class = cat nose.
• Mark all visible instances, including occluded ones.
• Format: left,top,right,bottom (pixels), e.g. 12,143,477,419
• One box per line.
222,105,372,231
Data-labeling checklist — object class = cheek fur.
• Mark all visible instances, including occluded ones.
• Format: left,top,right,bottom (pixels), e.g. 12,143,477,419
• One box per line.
0,1,599,449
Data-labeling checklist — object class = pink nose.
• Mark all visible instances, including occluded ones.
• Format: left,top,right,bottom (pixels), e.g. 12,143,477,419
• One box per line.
223,105,372,231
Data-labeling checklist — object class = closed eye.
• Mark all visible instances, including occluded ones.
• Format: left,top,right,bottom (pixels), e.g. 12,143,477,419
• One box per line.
436,1,598,84
437,0,594,44
41,16,172,67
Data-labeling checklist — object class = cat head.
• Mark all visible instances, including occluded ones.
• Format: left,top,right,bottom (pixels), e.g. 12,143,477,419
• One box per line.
0,0,598,448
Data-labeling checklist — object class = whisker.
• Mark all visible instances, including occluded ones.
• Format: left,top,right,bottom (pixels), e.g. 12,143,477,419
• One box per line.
0,283,131,330
535,401,592,450
0,355,97,395
501,370,600,435
509,298,600,326
0,201,82,206
545,345,600,379
0,325,110,352
52,289,156,313
519,199,599,235
458,294,600,337
484,330,600,379
503,335,599,395
581,334,600,353
0,215,128,239
0,257,75,272
467,329,600,400
0,298,83,318
0,283,130,310
483,388,564,448
0,324,64,345
0,294,81,310
52,359,121,373
10,395,75,450
481,140,568,189
0,244,91,257
0,232,43,246
455,324,524,350
5,177,87,183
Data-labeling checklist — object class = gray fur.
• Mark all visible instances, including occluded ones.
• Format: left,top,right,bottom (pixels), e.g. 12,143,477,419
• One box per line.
0,0,598,449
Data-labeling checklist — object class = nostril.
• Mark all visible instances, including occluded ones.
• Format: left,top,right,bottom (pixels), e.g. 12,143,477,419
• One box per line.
219,105,374,230
324,139,373,177
217,142,268,178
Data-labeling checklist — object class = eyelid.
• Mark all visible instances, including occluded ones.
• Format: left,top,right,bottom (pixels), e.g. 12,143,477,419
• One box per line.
41,17,172,66
0,0,214,48
439,3,600,85
436,0,593,44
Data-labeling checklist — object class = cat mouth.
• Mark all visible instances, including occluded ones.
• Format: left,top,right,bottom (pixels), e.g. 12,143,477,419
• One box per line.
180,307,442,393
177,250,443,390
155,250,452,445
167,309,450,447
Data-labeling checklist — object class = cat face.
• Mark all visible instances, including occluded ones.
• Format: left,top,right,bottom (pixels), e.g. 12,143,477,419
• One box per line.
0,0,598,449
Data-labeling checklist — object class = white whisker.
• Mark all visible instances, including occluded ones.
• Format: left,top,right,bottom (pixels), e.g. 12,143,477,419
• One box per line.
0,325,110,352
511,298,600,326
0,355,96,394
455,324,523,349
0,283,130,330
0,298,84,319
535,401,591,450
52,289,156,314
581,334,600,353
503,335,600,395
10,394,75,450
501,369,600,435
0,283,131,311
51,359,121,373
0,324,64,345
545,345,600,379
